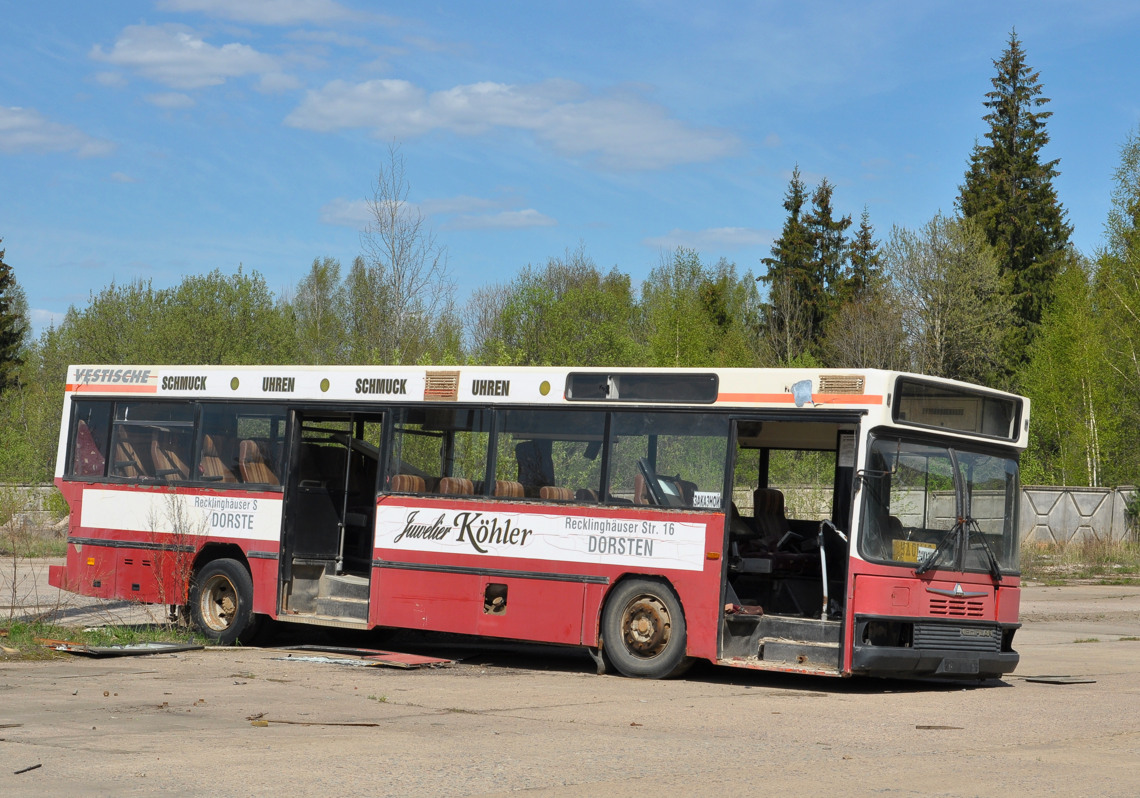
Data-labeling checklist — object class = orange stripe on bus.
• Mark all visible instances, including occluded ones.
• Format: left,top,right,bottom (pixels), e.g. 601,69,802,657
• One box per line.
66,383,159,393
718,392,883,405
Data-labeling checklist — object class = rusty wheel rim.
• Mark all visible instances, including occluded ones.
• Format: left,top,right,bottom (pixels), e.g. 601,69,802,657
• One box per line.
620,594,672,659
200,574,238,631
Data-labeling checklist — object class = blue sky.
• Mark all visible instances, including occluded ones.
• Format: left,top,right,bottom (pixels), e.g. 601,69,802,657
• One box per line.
2,1,1139,337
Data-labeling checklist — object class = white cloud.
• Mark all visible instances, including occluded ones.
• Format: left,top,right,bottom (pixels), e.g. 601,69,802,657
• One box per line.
110,171,139,183
31,308,62,329
0,106,114,157
146,92,196,109
643,226,772,250
157,0,358,25
320,194,553,231
91,24,281,90
417,195,500,216
318,197,372,227
257,73,304,93
445,209,557,231
93,71,128,88
286,78,740,170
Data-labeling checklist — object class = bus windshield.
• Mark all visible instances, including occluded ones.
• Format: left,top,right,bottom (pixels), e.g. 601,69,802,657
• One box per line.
858,437,1020,575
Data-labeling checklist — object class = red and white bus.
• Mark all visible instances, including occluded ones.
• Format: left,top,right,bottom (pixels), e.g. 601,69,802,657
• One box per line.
50,365,1027,679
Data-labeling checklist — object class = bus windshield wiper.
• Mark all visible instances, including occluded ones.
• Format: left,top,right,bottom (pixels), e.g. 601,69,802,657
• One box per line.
914,521,961,576
964,516,1003,584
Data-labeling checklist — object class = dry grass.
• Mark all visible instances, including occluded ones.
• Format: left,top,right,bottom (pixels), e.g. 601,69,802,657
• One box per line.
1020,537,1140,584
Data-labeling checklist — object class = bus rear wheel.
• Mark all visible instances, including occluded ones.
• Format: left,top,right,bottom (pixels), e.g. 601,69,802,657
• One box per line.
602,578,691,678
189,558,256,645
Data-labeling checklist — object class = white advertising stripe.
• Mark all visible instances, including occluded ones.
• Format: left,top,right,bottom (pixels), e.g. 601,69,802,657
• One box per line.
80,489,283,543
376,506,708,571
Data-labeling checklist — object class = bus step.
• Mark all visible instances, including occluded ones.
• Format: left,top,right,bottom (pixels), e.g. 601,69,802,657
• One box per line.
760,640,840,670
313,595,369,621
322,574,370,601
757,615,841,645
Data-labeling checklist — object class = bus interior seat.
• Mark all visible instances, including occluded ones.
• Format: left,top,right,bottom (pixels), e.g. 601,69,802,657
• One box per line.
73,420,106,476
438,476,474,495
753,488,790,542
539,485,573,501
390,473,426,493
238,439,279,485
151,438,190,481
494,480,525,498
112,434,149,478
199,434,238,483
516,440,554,494
633,472,649,505
575,488,599,503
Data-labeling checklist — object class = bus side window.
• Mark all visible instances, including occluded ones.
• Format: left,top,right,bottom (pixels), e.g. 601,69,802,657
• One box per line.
608,412,729,509
495,409,604,502
69,400,112,477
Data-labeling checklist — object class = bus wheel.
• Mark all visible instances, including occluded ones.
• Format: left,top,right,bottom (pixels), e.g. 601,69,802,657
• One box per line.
190,559,255,645
602,579,691,678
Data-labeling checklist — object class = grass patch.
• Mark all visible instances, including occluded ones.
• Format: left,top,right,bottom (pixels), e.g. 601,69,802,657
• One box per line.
1020,538,1140,584
0,532,67,558
1072,638,1101,644
1,619,206,661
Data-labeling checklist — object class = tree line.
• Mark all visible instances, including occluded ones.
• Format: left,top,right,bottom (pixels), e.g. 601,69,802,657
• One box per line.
1,32,1137,489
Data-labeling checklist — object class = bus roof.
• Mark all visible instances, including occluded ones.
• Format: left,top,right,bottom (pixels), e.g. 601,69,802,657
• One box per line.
63,364,1029,448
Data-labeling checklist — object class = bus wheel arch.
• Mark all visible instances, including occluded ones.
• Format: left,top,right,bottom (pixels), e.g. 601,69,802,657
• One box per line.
188,551,259,645
600,576,692,679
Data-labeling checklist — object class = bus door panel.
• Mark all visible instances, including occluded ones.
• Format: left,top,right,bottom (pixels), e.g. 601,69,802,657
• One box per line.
280,411,383,617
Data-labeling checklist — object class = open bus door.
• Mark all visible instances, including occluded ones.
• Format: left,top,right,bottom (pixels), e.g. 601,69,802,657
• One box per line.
279,411,384,626
719,416,858,673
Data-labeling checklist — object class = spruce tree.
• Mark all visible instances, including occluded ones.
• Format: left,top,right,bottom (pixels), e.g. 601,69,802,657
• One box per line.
0,238,27,392
846,208,882,298
759,167,815,355
804,177,852,329
957,30,1072,367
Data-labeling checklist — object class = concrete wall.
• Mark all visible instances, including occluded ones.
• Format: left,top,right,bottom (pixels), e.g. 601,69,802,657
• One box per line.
0,484,64,531
1021,486,1138,543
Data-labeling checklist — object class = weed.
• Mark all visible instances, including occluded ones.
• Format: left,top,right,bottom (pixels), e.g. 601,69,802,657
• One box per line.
0,619,206,661
1072,638,1101,644
367,694,388,703
1020,538,1140,584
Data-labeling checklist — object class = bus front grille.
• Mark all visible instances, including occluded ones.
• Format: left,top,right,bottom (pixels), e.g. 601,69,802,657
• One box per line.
914,622,1000,652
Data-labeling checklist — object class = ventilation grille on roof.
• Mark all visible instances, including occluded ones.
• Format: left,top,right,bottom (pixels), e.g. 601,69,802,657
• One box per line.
424,371,460,401
819,374,865,394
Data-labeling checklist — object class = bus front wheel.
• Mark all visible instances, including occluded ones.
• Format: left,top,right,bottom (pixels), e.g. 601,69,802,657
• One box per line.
189,558,256,645
602,578,691,678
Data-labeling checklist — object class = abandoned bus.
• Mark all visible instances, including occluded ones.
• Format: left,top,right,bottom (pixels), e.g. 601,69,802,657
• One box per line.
50,365,1027,679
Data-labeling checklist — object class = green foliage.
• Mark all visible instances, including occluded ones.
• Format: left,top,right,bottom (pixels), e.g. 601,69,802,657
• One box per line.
641,248,761,368
1019,256,1111,486
292,257,345,364
0,238,29,393
470,245,640,366
885,214,1012,384
957,31,1072,369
